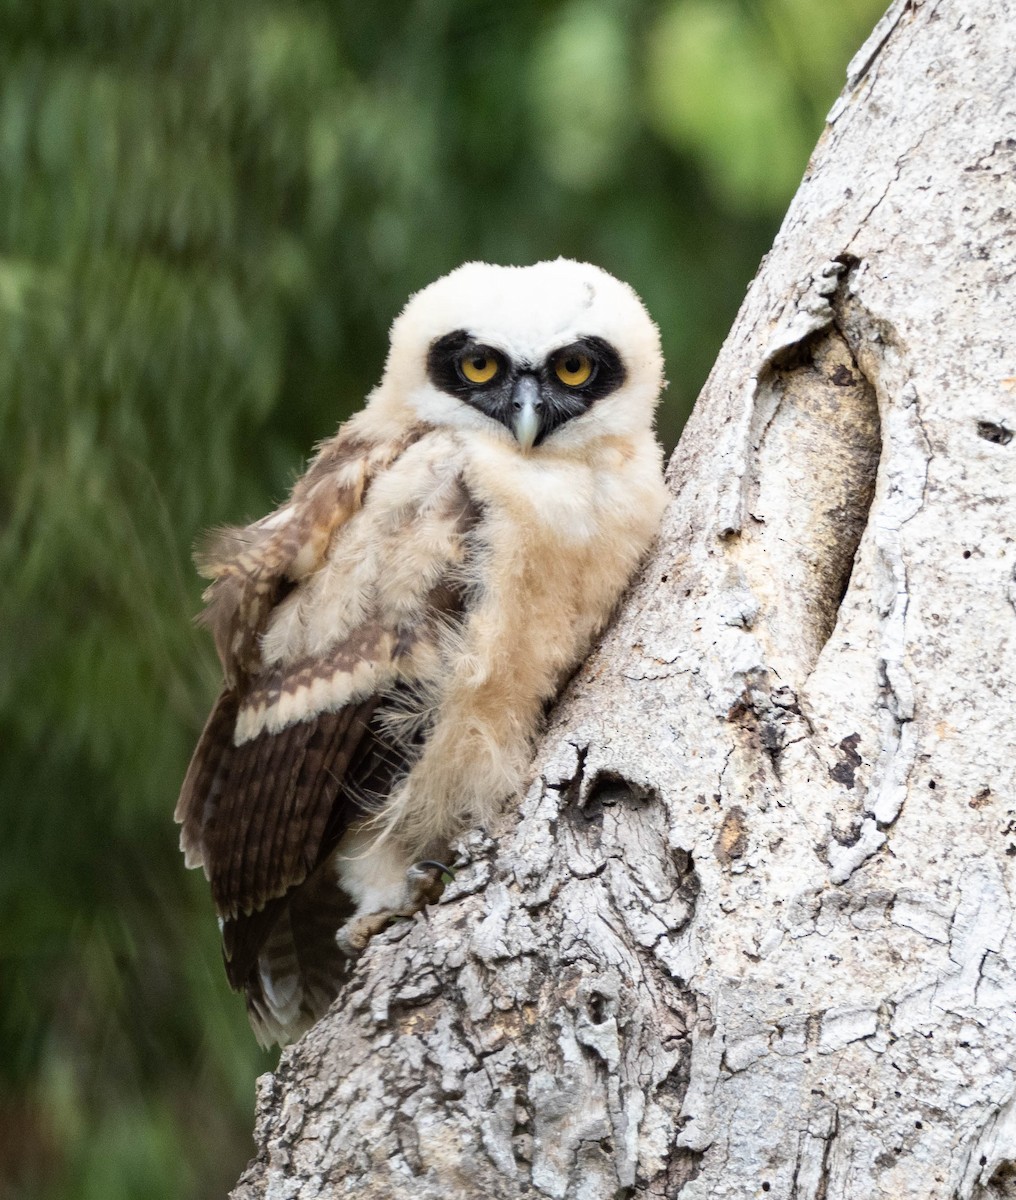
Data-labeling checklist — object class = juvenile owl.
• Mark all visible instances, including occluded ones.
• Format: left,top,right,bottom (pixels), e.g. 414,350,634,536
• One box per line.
176,259,668,1045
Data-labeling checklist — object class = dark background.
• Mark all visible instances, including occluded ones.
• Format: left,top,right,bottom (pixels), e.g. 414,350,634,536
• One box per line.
0,1,885,1196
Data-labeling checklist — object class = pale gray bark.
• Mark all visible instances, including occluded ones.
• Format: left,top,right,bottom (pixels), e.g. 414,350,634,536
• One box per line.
231,2,1016,1195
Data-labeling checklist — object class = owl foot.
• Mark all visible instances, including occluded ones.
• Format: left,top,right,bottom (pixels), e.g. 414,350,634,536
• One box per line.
335,860,453,958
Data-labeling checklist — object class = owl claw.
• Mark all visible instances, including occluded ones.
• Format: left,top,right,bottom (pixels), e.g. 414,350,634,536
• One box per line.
409,859,456,885
403,859,450,906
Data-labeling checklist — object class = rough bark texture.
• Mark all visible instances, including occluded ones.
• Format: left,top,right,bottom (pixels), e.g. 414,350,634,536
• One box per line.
231,2,1016,1195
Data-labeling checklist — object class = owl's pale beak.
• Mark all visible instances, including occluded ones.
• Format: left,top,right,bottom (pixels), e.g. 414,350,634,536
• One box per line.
510,374,543,450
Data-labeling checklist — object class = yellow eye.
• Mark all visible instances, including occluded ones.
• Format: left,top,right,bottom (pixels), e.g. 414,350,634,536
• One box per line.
460,353,499,385
554,352,593,388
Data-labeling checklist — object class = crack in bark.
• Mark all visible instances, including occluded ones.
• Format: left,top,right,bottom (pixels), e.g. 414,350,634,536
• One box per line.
844,124,934,253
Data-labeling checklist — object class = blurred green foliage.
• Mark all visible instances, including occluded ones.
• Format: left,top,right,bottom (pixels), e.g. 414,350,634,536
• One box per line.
0,0,885,1196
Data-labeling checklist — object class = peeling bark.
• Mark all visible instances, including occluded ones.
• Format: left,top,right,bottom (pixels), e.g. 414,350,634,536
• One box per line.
231,2,1016,1196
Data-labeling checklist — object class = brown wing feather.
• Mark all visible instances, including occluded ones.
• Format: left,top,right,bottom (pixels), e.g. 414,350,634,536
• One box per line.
206,700,366,920
177,425,425,881
194,425,424,687
177,443,482,1027
215,702,387,987
175,689,239,871
236,857,357,1047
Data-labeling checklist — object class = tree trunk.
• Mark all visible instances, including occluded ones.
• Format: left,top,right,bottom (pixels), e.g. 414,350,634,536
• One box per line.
230,2,1016,1195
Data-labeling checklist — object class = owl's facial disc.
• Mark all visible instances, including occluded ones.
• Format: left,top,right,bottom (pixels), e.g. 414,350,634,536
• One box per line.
426,330,626,448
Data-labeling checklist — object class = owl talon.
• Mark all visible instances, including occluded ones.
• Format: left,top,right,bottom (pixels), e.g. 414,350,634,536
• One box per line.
409,859,456,885
413,859,456,880
404,860,450,906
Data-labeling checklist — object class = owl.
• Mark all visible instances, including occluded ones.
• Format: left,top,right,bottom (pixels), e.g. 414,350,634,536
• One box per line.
176,259,668,1045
